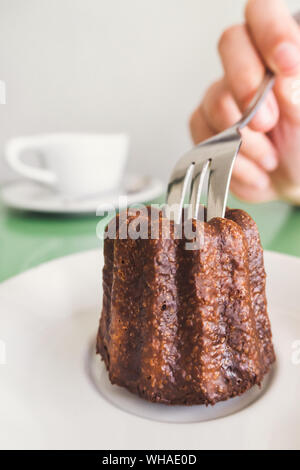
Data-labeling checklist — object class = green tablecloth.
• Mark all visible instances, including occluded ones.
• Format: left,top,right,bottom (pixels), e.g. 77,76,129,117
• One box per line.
0,192,299,283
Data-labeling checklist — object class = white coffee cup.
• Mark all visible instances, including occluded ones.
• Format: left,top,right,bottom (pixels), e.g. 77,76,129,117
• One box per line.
5,133,129,196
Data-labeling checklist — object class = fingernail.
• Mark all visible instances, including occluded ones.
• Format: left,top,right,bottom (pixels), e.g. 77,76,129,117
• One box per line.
254,101,274,126
272,42,300,74
253,174,270,190
261,154,278,171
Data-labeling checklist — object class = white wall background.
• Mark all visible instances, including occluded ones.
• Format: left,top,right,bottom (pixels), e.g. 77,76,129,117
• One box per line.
0,0,298,184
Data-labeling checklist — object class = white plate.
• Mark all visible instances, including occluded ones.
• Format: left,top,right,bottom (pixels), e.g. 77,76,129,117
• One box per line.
0,250,299,450
0,174,164,214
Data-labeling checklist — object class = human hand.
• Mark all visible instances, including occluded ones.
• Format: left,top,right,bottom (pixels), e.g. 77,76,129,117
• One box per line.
190,0,300,203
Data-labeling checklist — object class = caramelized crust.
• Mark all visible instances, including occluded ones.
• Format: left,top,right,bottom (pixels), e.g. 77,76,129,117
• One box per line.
97,208,275,405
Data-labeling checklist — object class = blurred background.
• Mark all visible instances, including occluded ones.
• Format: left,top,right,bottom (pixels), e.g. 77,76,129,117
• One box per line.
1,0,297,184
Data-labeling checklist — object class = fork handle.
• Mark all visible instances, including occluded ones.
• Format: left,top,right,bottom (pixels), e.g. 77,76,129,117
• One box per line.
236,10,300,131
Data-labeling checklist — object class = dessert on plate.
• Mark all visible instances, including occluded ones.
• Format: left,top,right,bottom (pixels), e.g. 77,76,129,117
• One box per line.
96,207,275,405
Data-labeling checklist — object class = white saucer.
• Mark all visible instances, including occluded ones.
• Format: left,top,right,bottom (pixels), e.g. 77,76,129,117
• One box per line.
0,250,299,449
0,174,164,214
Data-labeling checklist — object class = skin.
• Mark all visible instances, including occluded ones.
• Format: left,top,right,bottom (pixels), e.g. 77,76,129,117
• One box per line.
190,0,300,203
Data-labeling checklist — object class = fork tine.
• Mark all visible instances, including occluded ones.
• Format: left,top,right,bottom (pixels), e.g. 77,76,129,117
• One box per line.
206,143,241,221
167,129,241,223
189,159,210,220
166,163,194,224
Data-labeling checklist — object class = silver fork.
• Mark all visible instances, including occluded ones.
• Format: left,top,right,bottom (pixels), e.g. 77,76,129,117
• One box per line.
166,11,300,224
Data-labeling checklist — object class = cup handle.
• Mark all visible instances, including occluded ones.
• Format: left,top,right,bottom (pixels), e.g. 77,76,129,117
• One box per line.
5,137,57,186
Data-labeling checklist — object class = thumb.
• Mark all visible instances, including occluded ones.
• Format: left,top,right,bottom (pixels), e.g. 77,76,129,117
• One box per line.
245,0,300,123
266,11,300,123
274,75,300,124
269,13,300,123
